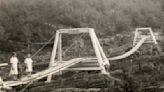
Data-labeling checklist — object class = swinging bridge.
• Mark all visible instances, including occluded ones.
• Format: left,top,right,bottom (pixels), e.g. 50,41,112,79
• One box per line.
0,27,160,90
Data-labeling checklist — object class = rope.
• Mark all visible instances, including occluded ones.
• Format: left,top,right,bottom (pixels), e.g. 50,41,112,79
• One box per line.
30,22,85,57
31,33,85,58
19,81,33,92
18,33,85,91
31,35,55,58
30,23,58,58
18,23,55,92
10,32,85,91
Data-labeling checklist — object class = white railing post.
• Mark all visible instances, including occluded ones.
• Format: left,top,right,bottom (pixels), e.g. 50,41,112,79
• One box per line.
89,29,108,74
46,31,60,82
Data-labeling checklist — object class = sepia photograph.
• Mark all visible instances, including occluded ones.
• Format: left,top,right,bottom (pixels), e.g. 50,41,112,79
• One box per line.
0,0,164,92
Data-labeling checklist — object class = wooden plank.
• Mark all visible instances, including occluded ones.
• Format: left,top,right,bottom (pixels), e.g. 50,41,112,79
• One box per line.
66,67,101,71
135,36,155,44
70,63,99,67
109,37,147,60
59,29,88,34
3,80,28,87
58,28,92,34
52,59,98,64
134,40,154,44
0,63,8,67
136,27,151,30
33,58,85,80
53,62,99,66
3,58,85,87
52,61,99,67
136,38,153,41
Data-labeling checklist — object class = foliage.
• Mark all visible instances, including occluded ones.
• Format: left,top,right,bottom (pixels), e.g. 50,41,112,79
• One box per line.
0,0,164,52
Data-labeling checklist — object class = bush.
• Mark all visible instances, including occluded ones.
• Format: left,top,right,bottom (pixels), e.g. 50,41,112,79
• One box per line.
0,0,164,52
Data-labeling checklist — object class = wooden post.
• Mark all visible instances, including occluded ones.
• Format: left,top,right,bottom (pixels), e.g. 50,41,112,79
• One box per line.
149,28,158,44
58,33,62,61
133,29,138,45
46,31,60,82
92,31,110,66
58,33,63,75
89,29,108,74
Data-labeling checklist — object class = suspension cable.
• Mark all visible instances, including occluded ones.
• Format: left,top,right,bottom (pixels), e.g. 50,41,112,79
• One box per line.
31,35,55,58
31,32,85,59
19,33,85,92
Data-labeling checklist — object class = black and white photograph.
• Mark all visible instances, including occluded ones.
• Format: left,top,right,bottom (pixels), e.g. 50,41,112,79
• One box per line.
0,0,164,92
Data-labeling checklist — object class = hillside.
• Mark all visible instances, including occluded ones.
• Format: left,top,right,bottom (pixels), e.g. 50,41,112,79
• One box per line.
0,0,164,92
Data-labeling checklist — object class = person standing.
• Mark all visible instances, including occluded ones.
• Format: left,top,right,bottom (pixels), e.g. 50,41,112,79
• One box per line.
9,52,19,80
24,54,33,76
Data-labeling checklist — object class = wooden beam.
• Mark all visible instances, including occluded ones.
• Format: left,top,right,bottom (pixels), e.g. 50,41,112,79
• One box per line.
58,33,62,61
47,31,60,82
52,61,99,67
51,59,98,64
149,28,158,44
136,27,151,30
58,28,92,34
92,31,109,66
0,63,8,67
89,29,107,74
66,67,101,71
133,28,139,45
4,58,85,87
